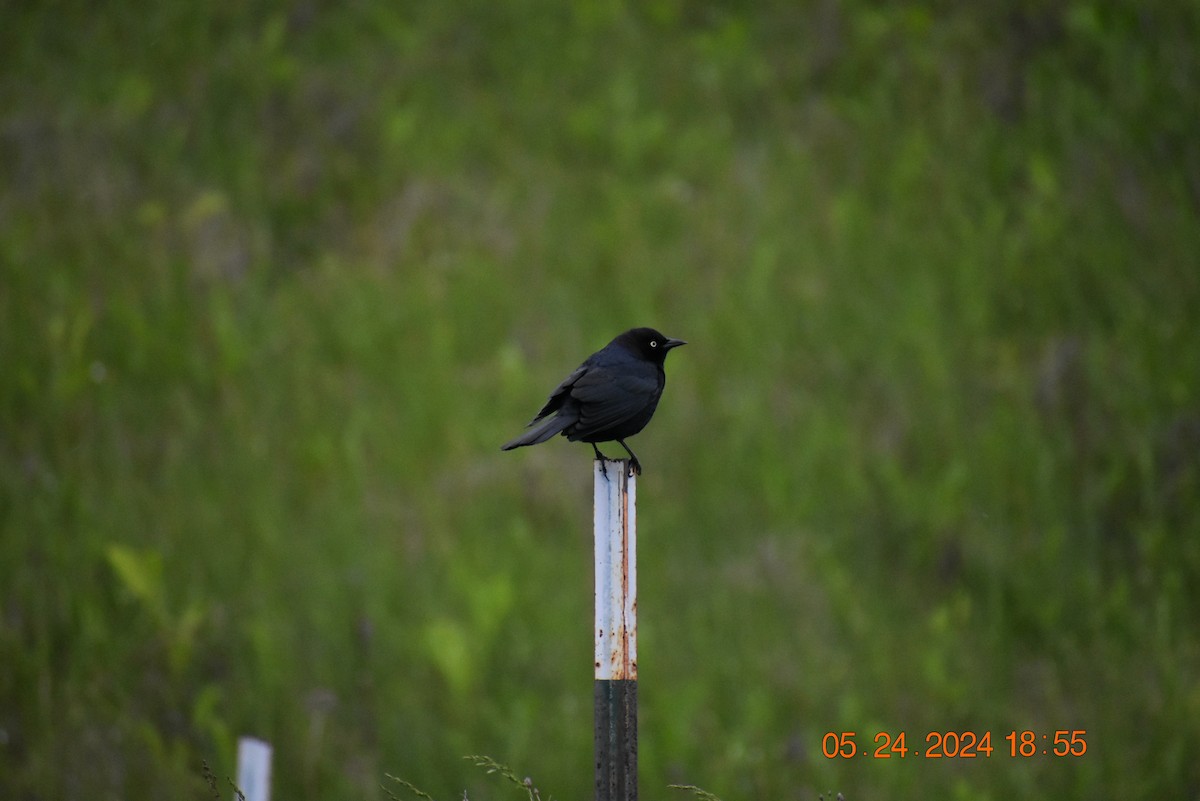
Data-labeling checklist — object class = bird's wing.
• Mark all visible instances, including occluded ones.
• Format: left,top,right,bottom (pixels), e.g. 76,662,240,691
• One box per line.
527,365,588,422
568,364,659,438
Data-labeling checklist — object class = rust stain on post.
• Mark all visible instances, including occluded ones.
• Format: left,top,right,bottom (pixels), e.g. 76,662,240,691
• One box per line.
620,472,635,678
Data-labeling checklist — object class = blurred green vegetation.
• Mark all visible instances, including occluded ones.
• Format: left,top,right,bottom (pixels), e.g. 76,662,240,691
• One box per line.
2,1,1199,799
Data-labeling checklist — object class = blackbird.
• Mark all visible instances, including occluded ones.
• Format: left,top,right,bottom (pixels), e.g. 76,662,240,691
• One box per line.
501,327,686,475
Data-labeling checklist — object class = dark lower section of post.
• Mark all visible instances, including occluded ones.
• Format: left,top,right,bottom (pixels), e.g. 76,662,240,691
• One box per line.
594,679,637,801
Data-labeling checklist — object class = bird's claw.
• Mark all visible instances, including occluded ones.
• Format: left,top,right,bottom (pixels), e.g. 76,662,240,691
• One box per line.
593,444,615,478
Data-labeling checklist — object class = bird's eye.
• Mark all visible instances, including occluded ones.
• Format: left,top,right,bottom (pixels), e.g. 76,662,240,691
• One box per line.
650,340,658,348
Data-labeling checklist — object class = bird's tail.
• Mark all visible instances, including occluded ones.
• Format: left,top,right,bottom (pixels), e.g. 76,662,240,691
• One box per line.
501,414,572,450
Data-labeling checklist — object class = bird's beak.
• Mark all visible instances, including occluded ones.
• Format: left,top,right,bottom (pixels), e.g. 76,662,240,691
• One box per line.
664,337,687,350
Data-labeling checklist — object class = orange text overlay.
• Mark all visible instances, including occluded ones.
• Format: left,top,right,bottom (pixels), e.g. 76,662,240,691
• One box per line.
821,730,1088,759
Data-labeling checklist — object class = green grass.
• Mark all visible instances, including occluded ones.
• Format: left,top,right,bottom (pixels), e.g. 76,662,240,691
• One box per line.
2,2,1199,799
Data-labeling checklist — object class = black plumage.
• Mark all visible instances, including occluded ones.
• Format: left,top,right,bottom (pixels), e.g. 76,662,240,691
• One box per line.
501,327,686,474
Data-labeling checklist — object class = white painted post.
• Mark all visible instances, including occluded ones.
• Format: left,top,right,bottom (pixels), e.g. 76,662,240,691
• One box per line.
235,736,273,801
594,458,637,680
594,457,636,801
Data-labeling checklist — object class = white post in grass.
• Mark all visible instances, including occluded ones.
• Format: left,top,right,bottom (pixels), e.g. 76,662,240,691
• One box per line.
593,458,637,801
235,736,273,801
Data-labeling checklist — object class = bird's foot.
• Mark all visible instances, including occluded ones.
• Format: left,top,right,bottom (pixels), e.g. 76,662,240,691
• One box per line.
592,444,611,477
616,440,642,477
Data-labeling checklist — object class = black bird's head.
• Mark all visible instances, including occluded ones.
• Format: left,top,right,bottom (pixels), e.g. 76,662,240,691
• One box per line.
615,327,687,365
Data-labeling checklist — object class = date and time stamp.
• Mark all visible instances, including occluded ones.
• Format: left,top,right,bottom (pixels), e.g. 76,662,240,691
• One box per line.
821,730,1088,760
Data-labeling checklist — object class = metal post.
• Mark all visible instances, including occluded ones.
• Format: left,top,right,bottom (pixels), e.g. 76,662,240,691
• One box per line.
594,458,637,801
234,736,273,801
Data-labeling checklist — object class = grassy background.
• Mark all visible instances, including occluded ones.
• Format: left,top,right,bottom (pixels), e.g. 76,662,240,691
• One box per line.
3,1,1199,799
